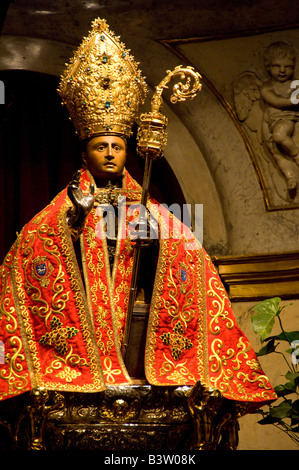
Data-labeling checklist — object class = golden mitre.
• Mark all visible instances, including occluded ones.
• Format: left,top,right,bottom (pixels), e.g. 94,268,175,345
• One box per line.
57,18,148,140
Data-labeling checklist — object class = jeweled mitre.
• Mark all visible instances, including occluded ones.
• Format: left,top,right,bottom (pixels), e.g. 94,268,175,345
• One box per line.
57,18,148,140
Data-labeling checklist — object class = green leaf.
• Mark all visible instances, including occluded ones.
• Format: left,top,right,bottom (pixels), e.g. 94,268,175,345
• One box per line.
256,338,277,357
292,399,299,412
274,383,295,393
251,313,276,343
285,371,299,384
251,297,281,342
270,400,293,419
257,415,280,425
253,297,281,315
283,382,296,392
274,388,295,398
275,331,299,343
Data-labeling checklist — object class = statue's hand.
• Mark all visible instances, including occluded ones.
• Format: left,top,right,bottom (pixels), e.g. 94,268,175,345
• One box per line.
129,206,158,249
67,171,95,239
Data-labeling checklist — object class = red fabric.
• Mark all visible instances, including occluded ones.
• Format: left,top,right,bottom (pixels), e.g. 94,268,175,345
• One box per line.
0,169,277,410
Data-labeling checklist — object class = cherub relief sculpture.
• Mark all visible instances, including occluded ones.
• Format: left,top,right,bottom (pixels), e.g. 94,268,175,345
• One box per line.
234,41,299,203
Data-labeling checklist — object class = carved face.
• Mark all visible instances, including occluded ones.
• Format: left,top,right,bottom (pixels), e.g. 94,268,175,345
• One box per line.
83,135,127,182
267,56,295,82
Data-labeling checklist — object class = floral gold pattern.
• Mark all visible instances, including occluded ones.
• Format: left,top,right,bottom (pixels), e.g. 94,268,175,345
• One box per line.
159,353,196,384
55,366,82,383
102,357,122,384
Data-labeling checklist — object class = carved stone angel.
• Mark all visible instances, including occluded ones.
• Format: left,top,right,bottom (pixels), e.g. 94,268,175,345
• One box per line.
233,41,299,200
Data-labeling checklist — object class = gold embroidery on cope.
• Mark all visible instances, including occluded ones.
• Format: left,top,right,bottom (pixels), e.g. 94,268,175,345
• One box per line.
237,371,273,390
246,358,261,371
44,344,88,378
25,224,70,327
209,338,235,394
114,305,126,346
0,254,18,336
57,204,105,389
55,366,82,383
231,336,252,371
195,248,208,386
166,240,196,329
144,238,168,383
207,275,234,335
85,225,98,250
22,233,51,325
12,235,41,389
178,255,197,328
159,353,196,384
31,210,50,225
103,357,122,384
0,336,29,395
82,201,132,383
95,305,114,356
165,240,180,321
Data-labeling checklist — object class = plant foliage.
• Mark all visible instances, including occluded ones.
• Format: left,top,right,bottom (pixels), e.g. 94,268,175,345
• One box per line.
251,297,299,446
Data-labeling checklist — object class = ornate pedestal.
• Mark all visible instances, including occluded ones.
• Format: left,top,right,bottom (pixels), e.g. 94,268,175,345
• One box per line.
0,382,240,451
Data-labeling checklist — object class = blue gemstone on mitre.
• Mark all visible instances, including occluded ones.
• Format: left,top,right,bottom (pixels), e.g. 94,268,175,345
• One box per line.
105,101,111,108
